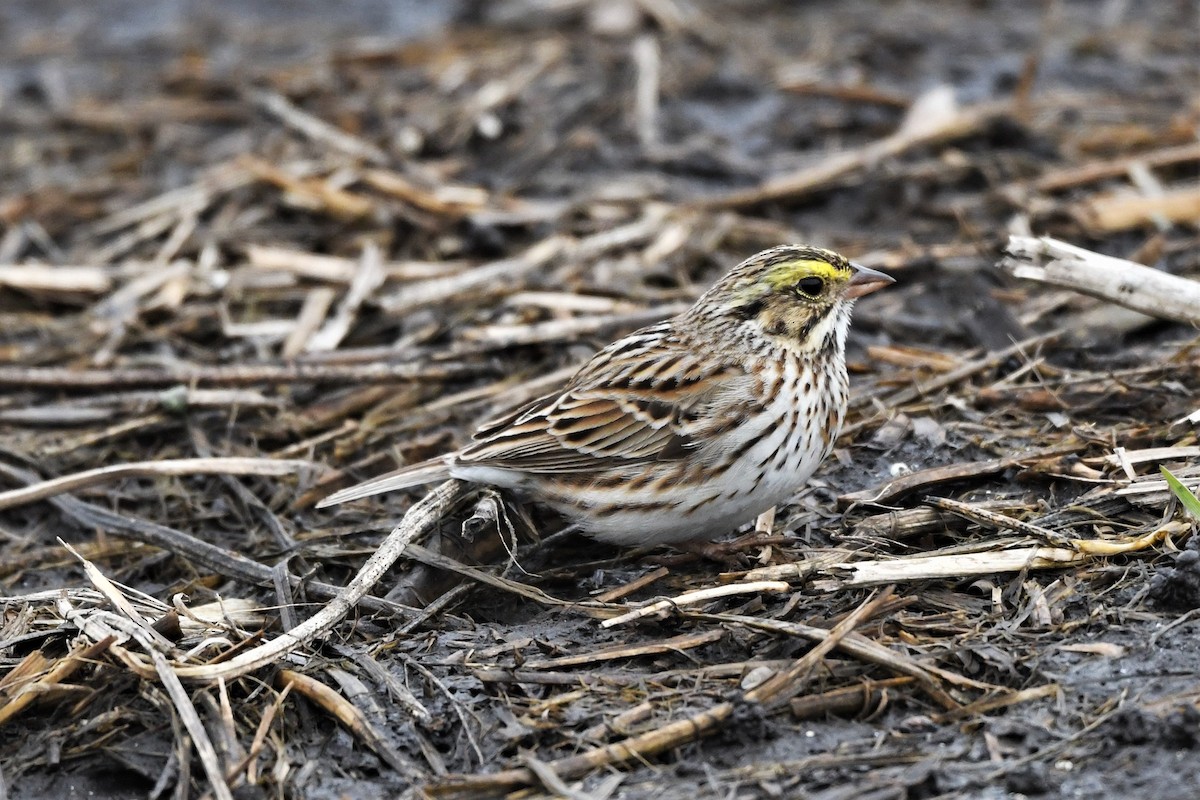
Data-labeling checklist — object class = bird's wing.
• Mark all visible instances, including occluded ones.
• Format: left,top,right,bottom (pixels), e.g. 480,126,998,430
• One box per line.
457,327,751,473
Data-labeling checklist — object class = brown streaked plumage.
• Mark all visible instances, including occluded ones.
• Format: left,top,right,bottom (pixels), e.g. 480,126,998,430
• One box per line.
318,245,894,546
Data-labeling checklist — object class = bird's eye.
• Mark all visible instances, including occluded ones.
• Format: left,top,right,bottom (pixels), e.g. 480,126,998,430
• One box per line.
795,276,825,297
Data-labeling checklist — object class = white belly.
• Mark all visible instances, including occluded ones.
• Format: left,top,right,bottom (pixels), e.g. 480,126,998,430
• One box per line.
450,353,848,547
569,356,845,546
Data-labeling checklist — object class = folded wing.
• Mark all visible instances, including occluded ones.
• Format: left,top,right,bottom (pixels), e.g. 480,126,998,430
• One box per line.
458,326,746,472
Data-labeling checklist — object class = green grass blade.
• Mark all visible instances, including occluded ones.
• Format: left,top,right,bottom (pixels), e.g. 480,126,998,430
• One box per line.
1160,466,1200,520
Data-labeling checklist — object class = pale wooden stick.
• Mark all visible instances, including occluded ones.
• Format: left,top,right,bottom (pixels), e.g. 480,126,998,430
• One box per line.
460,304,688,348
815,524,1175,589
305,242,385,352
249,89,389,164
282,287,337,358
1002,235,1200,327
819,546,1084,588
0,264,112,293
632,35,661,150
600,581,791,628
245,244,464,283
0,457,314,511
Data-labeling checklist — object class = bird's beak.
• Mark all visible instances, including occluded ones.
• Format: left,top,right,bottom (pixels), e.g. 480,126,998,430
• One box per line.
843,262,895,299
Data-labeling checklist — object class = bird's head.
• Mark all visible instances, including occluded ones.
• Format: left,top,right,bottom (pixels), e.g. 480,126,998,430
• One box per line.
697,245,894,354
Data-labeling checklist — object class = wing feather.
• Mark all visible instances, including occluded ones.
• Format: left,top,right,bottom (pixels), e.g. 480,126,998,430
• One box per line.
455,328,746,474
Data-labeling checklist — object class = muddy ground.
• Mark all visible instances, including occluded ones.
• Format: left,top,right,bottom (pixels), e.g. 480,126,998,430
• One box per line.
1,1,1199,798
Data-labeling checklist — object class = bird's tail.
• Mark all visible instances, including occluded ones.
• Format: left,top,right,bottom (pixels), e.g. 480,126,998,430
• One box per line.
316,458,451,507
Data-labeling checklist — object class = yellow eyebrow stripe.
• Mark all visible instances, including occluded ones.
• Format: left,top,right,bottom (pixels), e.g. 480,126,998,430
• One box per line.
763,259,844,290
